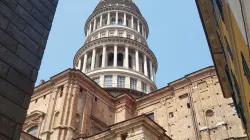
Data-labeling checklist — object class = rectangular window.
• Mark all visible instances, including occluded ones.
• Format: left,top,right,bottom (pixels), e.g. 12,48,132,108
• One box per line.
130,78,137,90
127,34,131,39
147,113,154,121
118,32,123,37
141,82,147,93
187,103,191,109
117,76,125,88
241,52,250,84
169,112,174,118
179,93,188,99
226,38,233,60
104,76,113,87
93,77,100,85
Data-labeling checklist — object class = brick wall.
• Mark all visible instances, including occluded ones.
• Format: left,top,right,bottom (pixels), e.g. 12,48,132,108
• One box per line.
0,0,58,139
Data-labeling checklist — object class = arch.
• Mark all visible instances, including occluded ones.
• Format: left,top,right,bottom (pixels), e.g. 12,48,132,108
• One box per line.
129,55,133,69
75,113,82,132
27,126,38,136
117,53,124,67
108,53,114,66
205,109,214,117
53,112,60,128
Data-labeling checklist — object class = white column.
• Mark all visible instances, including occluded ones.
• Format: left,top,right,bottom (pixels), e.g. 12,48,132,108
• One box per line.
131,16,134,29
102,45,106,68
143,54,148,76
82,54,88,73
123,13,127,26
114,45,117,67
100,14,103,27
91,49,96,70
116,11,118,24
77,58,82,70
89,23,92,35
125,46,129,68
107,12,110,25
149,60,153,81
153,68,156,83
93,18,96,31
137,19,140,33
135,50,139,71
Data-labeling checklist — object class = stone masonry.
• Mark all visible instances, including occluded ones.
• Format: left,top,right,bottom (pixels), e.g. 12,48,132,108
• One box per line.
0,0,58,139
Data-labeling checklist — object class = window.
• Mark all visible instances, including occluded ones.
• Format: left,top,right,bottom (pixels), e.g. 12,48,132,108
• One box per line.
129,55,133,69
121,133,128,140
226,38,233,60
117,53,124,67
118,32,123,37
111,18,116,24
205,109,214,117
241,52,250,84
187,103,191,109
109,31,114,37
169,112,174,118
104,76,112,87
179,93,188,99
141,82,147,93
108,53,114,66
117,76,125,88
27,126,38,136
130,78,137,90
127,34,131,39
118,18,123,25
147,113,154,121
99,55,102,68
93,77,100,84
101,32,106,37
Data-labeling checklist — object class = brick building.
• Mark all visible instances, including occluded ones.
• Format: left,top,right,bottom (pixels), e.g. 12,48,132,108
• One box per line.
22,0,247,140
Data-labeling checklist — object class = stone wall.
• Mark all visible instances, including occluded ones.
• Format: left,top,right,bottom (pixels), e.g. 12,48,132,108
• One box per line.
0,0,58,139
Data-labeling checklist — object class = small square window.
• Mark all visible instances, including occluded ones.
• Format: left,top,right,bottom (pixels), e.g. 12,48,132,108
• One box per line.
169,112,174,118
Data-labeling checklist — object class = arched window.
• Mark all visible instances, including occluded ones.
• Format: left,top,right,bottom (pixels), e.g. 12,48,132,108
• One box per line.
117,53,124,67
118,18,123,25
99,55,102,68
27,126,38,136
108,53,114,66
129,55,133,69
111,18,116,24
75,114,81,132
53,112,60,128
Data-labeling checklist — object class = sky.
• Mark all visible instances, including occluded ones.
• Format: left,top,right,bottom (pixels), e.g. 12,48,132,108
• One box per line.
36,0,213,88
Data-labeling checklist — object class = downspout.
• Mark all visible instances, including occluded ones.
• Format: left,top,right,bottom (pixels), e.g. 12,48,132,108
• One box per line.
186,77,200,140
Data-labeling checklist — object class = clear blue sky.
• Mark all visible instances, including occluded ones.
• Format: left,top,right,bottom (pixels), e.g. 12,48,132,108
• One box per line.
36,0,213,88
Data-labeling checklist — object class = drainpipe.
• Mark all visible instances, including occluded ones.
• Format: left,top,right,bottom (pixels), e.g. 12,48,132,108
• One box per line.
186,78,200,140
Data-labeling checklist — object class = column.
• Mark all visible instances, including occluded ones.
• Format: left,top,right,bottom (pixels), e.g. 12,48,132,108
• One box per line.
143,54,148,76
153,68,156,83
135,50,139,71
100,14,103,27
137,19,140,33
91,49,96,70
114,45,117,67
77,58,82,70
93,18,96,31
125,46,129,68
116,11,118,24
82,53,88,73
131,16,134,29
123,13,127,26
89,23,92,35
107,12,110,25
102,45,106,68
149,60,153,81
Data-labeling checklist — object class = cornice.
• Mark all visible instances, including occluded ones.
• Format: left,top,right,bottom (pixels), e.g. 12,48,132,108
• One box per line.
73,37,158,71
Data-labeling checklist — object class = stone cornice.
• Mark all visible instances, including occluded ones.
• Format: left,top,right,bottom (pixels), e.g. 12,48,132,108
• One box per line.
73,37,158,71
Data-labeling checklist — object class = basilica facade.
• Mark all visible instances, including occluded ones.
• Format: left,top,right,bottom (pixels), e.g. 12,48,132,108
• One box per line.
22,0,247,140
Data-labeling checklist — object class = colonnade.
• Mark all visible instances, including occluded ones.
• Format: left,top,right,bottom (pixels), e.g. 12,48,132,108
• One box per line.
77,45,155,82
87,11,147,38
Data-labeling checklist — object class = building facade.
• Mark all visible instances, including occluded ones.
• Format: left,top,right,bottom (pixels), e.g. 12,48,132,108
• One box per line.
196,0,250,137
22,0,247,140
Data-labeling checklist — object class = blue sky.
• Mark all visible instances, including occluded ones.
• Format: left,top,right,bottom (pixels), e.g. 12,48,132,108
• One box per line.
37,0,213,88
